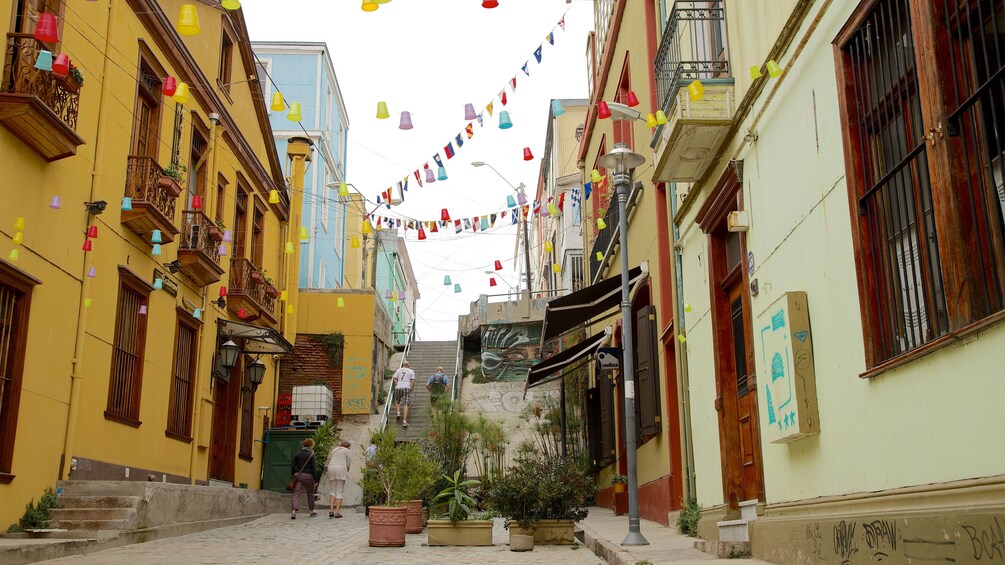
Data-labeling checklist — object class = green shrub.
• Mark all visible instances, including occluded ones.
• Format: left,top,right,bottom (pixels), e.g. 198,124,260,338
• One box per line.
677,497,701,537
7,488,61,532
489,456,594,530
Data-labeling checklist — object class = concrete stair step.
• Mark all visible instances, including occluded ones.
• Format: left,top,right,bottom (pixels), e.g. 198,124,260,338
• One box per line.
50,507,136,521
57,495,141,509
738,499,758,522
57,480,148,498
694,539,752,558
717,518,750,542
49,518,130,531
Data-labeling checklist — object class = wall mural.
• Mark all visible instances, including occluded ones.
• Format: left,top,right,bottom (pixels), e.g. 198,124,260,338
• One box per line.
480,322,558,382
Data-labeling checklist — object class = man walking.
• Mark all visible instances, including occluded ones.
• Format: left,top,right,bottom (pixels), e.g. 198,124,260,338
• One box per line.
426,366,450,406
392,361,416,427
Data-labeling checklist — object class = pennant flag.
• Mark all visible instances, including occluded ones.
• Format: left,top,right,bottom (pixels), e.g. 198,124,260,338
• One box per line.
415,169,423,188
397,181,404,197
486,102,494,117
433,153,444,168
512,212,518,225
477,113,484,126
377,194,382,204
455,133,464,148
431,222,438,233
500,91,507,106
490,213,497,227
584,181,592,200
534,46,543,63
522,62,529,76
501,210,507,218
444,143,455,159
464,219,472,231
455,219,462,234
511,76,517,91
472,217,479,232
402,177,409,192
558,16,565,30
466,123,474,139
547,32,554,45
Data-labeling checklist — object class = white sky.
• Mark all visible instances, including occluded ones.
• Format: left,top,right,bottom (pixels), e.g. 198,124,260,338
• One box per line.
245,0,594,339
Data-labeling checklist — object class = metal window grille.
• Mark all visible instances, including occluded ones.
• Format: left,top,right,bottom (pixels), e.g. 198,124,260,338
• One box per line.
0,284,22,460
167,322,196,437
108,285,145,419
654,1,730,114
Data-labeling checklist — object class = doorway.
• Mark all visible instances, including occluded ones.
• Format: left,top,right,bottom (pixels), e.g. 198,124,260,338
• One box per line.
209,358,241,483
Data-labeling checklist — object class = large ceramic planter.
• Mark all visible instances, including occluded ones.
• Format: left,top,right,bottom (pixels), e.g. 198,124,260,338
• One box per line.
426,519,494,546
510,519,575,545
368,506,407,547
404,500,423,534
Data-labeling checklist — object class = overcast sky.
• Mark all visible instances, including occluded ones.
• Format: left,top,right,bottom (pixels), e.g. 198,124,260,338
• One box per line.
245,0,594,339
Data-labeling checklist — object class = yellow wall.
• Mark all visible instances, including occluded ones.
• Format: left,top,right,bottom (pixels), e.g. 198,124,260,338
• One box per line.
342,194,364,289
0,0,292,526
679,0,1005,508
297,290,375,415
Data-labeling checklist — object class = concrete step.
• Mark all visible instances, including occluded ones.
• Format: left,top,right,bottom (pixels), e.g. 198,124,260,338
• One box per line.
694,539,753,559
50,507,137,521
57,480,148,498
49,518,130,531
717,518,750,542
56,495,141,509
738,499,758,522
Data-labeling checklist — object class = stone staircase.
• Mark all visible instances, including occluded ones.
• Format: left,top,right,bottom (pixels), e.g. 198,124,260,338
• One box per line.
50,494,141,531
388,340,457,442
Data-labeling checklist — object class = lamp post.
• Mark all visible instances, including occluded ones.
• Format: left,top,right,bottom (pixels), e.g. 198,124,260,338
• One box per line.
471,162,533,300
598,142,649,546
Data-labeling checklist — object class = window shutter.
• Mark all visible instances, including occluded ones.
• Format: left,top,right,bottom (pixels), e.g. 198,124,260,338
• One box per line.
635,305,661,435
587,386,602,467
598,373,615,465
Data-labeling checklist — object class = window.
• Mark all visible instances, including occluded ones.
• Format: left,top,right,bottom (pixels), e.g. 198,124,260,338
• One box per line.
239,368,254,460
587,372,616,468
255,59,272,110
836,0,1005,368
320,169,329,231
106,268,151,424
131,58,163,158
319,260,328,288
251,203,264,268
594,0,616,64
188,119,208,210
0,263,38,482
326,86,333,134
585,32,596,99
167,312,198,439
613,58,634,150
233,186,248,258
215,174,228,225
569,253,584,292
219,21,235,95
13,0,63,44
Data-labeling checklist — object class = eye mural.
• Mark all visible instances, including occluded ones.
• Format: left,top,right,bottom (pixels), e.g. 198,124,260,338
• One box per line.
479,322,559,382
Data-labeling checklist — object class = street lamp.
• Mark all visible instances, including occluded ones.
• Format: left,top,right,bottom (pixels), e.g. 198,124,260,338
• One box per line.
219,340,241,369
597,142,649,546
471,162,533,300
244,358,266,394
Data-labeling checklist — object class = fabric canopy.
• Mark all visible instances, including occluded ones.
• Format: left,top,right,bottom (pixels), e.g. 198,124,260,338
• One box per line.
526,330,609,389
540,265,646,342
217,319,294,354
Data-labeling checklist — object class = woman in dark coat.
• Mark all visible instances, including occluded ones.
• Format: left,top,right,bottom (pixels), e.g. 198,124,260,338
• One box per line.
290,438,317,519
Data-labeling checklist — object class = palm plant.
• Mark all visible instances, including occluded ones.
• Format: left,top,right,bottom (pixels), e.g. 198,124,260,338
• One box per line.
432,470,481,523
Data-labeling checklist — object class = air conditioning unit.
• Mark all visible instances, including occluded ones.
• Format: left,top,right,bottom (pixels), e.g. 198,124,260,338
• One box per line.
728,211,749,232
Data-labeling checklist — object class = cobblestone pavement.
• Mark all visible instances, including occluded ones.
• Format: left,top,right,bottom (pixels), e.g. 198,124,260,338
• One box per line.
40,511,605,565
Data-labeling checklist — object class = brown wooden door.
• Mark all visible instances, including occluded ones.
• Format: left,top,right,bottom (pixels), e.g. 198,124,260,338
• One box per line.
209,360,240,483
726,278,762,503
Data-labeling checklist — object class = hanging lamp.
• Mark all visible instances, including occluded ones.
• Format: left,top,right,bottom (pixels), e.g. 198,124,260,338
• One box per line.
176,4,201,36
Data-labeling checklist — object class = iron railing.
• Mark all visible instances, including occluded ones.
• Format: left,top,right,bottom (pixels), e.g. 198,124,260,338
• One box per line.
589,182,644,284
228,258,276,321
1,33,79,130
180,210,223,265
654,1,729,114
124,156,179,222
380,323,416,432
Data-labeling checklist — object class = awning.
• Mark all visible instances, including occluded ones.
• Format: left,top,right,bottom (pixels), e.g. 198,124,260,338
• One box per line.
526,329,610,389
540,264,647,342
217,319,294,354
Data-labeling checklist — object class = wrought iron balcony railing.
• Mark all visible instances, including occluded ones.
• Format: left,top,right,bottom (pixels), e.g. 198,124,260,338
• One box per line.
589,182,643,284
654,1,730,114
229,257,276,322
180,211,222,265
1,33,79,130
124,156,179,223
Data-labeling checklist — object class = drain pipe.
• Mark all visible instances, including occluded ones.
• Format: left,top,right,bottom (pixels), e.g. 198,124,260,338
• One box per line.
670,182,696,501
61,0,117,481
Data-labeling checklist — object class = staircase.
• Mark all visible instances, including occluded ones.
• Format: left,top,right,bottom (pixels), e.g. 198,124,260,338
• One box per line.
49,483,144,531
388,340,457,442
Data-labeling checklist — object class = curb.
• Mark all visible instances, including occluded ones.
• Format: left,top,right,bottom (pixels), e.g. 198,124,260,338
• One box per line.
576,523,637,565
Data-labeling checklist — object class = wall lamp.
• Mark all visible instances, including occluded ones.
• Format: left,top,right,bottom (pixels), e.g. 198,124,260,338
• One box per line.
242,358,266,394
212,297,226,308
163,260,182,274
84,201,108,215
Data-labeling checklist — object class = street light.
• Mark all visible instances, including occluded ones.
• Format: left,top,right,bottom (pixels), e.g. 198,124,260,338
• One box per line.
244,358,266,394
471,162,533,299
597,142,649,547
219,340,241,369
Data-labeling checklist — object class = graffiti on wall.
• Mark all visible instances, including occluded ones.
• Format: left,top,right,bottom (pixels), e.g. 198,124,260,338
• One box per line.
480,322,557,382
342,355,370,414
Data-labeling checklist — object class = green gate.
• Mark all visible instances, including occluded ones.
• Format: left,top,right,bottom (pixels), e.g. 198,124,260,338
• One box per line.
262,429,315,492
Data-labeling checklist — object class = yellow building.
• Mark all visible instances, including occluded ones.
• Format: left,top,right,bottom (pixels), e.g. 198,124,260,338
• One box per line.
0,0,305,526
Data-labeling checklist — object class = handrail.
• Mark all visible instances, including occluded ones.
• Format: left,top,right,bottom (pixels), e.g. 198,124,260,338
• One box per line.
380,323,416,432
450,329,463,404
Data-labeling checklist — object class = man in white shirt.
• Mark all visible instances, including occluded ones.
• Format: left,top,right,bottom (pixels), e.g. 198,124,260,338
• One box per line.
392,361,416,427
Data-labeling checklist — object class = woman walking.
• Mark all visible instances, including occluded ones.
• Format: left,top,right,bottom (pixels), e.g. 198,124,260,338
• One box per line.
290,438,317,519
326,440,352,518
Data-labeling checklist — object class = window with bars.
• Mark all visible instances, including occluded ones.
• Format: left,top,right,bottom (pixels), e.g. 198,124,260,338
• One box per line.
131,59,162,158
106,270,151,424
836,0,1005,368
166,314,198,439
569,253,585,292
0,265,35,482
239,369,254,459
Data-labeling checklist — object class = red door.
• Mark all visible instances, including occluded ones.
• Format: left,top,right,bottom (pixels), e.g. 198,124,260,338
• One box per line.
726,276,762,503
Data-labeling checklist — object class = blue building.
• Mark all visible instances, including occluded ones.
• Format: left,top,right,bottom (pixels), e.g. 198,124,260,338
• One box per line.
252,42,350,289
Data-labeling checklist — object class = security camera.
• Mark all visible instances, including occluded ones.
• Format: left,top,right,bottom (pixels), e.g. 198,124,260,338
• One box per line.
272,354,279,360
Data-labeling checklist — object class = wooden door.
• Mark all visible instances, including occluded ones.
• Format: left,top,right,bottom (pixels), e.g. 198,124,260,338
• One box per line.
725,276,761,503
209,360,240,482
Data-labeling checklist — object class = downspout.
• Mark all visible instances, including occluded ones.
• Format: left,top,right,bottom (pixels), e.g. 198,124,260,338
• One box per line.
670,182,696,501
188,114,220,483
61,0,117,481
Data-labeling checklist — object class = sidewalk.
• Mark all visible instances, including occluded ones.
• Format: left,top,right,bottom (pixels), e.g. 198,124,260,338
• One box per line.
578,507,774,565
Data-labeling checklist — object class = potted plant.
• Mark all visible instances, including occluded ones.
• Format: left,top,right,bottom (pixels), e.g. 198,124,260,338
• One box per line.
54,64,83,93
362,440,439,547
263,273,280,298
394,444,440,534
208,219,225,242
489,455,594,546
426,470,493,546
250,270,265,284
611,474,628,494
159,162,186,197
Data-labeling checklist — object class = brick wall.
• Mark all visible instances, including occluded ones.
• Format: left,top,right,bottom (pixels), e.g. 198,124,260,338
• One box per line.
279,334,344,419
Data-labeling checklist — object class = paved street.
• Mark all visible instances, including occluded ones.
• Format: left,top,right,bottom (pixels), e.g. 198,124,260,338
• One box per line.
39,511,604,565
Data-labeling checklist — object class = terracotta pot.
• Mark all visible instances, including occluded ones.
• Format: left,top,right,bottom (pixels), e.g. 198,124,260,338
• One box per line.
158,176,182,197
250,271,265,284
208,226,224,241
404,499,423,533
265,285,280,298
368,506,407,547
53,72,80,93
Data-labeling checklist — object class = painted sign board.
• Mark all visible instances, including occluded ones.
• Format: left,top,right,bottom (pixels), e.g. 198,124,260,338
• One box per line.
597,347,621,371
756,291,820,443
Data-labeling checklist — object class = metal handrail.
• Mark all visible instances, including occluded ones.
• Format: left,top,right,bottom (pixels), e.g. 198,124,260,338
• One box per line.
380,323,416,432
450,330,463,404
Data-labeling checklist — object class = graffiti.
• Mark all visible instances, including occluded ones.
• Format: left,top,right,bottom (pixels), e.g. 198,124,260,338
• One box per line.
342,357,370,415
863,520,897,560
480,323,546,382
466,384,557,414
761,307,795,432
833,521,858,562
806,522,825,562
963,517,1005,561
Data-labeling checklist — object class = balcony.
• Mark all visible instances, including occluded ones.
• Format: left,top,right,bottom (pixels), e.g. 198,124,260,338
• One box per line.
178,211,225,286
589,181,643,284
121,155,180,244
228,258,277,326
652,1,734,183
0,34,84,161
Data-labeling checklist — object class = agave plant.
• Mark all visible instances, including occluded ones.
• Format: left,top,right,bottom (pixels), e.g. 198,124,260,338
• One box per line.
433,469,480,523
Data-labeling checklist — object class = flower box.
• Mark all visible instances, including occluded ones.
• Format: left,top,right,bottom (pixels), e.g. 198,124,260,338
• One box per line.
265,285,280,298
208,226,224,241
509,519,575,545
426,519,493,546
250,271,265,284
158,176,182,197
